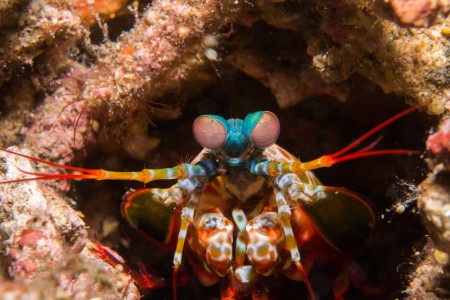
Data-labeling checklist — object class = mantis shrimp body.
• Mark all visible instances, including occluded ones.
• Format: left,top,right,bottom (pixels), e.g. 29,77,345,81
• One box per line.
0,107,419,299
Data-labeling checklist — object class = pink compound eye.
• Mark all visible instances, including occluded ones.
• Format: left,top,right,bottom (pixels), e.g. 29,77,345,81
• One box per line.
193,115,228,149
251,111,280,148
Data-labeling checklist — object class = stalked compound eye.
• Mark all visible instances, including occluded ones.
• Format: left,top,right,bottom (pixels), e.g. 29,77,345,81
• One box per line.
192,115,228,149
243,111,280,148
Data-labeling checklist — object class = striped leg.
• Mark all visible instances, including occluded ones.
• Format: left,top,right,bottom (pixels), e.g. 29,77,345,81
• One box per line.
232,208,248,266
231,209,264,298
172,178,204,299
273,175,317,300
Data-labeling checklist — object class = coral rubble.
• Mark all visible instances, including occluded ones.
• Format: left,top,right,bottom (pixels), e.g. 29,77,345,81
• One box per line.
0,147,140,299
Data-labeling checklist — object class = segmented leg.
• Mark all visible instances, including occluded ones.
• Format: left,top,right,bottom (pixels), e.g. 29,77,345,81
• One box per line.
89,241,170,289
232,208,248,266
172,179,204,299
272,174,317,300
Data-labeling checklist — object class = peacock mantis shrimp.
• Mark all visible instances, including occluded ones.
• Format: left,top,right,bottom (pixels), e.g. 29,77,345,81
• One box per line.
0,106,419,299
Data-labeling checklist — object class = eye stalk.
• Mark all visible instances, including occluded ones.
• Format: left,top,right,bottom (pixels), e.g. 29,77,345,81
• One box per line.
193,115,229,149
243,111,280,148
